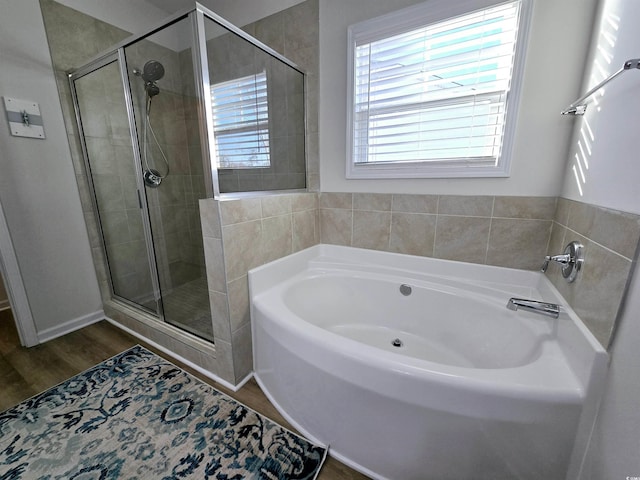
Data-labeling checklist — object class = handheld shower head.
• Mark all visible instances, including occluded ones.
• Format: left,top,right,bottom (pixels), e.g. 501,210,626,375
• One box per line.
145,81,160,97
141,60,165,82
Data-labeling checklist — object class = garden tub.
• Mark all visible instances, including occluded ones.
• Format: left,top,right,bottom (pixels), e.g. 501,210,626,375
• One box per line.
249,245,607,480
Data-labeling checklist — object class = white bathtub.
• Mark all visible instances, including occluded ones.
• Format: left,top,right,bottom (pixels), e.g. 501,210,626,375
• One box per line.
249,245,607,480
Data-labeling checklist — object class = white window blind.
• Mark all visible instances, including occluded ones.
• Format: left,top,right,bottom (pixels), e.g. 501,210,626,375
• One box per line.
349,0,527,178
211,71,270,169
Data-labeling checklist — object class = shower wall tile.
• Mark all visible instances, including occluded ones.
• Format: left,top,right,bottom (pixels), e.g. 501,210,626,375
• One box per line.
254,14,285,58
40,0,129,71
76,175,93,213
283,0,319,53
545,198,640,348
83,212,101,249
67,134,86,175
212,0,316,194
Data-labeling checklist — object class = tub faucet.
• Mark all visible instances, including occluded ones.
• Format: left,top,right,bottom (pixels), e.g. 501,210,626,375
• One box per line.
506,298,560,319
541,241,584,283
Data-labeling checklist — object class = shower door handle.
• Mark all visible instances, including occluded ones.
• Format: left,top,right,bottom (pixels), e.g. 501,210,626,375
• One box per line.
137,190,143,209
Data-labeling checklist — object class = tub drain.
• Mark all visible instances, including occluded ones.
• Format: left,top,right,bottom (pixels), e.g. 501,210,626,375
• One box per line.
391,338,403,347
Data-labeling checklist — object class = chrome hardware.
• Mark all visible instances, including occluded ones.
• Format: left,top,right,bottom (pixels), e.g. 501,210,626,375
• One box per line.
399,284,412,296
143,169,162,188
561,57,640,115
506,298,560,319
541,241,584,283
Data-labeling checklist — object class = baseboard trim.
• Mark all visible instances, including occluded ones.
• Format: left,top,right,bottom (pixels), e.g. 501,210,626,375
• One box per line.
37,310,104,344
104,316,250,393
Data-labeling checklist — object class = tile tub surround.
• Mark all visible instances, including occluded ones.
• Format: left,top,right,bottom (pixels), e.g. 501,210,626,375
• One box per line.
319,193,557,270
545,198,640,348
200,192,319,383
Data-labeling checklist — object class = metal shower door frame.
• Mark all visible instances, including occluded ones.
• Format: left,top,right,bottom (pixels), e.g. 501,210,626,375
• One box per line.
66,2,309,325
68,52,164,319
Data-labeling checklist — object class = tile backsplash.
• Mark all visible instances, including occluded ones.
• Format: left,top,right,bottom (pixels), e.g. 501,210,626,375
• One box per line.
546,198,640,348
320,192,557,270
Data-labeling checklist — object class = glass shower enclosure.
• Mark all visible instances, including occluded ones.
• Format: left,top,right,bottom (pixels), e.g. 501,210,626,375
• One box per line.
68,5,305,342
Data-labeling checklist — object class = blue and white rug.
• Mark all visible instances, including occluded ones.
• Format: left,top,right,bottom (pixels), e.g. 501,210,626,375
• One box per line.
0,345,327,479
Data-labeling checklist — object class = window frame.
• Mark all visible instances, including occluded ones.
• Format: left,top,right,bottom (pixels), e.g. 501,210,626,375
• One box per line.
346,0,532,179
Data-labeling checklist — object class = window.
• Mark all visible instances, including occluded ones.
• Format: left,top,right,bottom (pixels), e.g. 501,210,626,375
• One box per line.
211,71,270,169
347,0,531,178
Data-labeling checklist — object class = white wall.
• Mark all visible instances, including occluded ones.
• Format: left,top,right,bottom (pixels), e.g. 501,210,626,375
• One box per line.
579,261,640,479
54,0,169,36
561,0,640,215
319,0,598,195
204,0,306,27
56,0,308,51
0,1,102,333
565,0,640,477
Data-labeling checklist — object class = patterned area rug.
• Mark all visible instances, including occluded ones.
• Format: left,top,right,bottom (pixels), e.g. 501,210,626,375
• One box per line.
0,346,327,479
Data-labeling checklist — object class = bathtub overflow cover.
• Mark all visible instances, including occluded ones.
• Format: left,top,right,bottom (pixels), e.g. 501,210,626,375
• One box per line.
399,284,412,296
391,338,403,347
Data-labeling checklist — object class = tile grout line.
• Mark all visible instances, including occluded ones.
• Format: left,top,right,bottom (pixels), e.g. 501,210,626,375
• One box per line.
433,196,440,258
558,221,634,262
484,196,495,265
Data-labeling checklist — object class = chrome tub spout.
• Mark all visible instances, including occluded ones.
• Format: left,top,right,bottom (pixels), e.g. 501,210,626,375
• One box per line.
506,298,560,319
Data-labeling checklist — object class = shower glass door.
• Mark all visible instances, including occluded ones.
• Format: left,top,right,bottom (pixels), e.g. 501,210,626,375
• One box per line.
72,56,160,315
123,16,213,341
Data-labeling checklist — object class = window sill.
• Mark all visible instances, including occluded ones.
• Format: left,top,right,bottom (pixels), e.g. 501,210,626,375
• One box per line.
346,160,511,179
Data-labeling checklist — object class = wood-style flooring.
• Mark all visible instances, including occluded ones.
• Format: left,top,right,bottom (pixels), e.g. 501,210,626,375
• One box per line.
0,309,369,479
